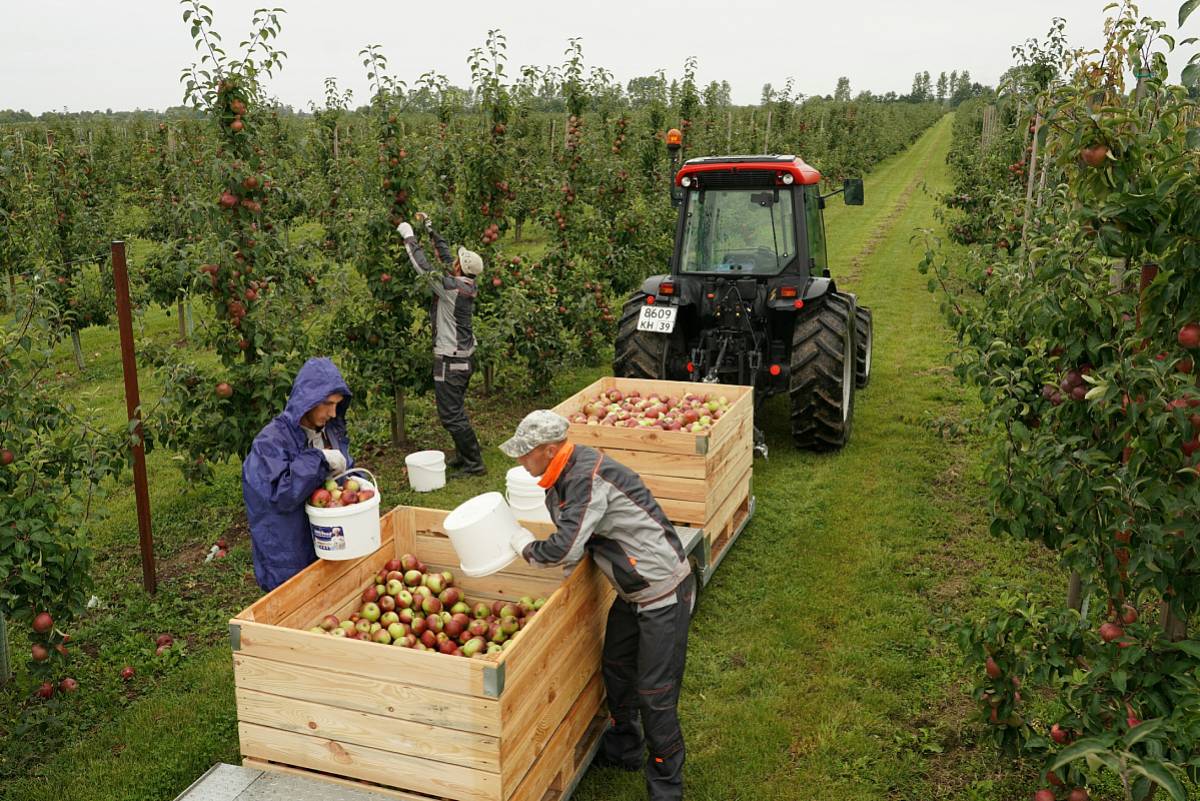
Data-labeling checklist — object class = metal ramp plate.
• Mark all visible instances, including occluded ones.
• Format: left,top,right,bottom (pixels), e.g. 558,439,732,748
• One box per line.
174,763,398,801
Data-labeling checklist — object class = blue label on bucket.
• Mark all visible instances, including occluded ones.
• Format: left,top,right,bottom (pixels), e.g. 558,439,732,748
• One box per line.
312,523,348,554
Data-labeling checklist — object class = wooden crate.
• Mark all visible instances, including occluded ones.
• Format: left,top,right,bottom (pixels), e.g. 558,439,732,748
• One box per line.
230,505,615,801
550,376,754,574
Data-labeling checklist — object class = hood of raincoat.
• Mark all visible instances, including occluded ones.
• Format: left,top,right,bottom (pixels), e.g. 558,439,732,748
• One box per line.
283,357,353,428
242,357,354,591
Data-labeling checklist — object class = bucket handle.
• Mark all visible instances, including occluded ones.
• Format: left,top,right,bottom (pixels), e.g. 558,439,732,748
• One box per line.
330,467,378,489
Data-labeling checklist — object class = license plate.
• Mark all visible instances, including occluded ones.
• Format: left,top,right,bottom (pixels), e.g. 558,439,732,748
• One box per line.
637,305,677,333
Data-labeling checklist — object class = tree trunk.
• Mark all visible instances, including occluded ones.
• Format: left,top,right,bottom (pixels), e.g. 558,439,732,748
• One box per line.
763,109,773,153
514,219,524,243
483,363,495,395
726,110,733,152
5,273,14,313
185,301,194,338
1021,105,1042,259
176,299,187,343
390,385,407,447
71,329,85,371
1162,601,1187,642
1067,571,1083,612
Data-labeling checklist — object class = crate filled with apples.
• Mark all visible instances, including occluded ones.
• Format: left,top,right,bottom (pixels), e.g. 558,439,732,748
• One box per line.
307,552,547,658
229,505,613,801
308,475,375,509
571,388,732,432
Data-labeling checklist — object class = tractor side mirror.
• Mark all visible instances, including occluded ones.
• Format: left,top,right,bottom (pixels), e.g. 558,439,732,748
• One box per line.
843,178,864,206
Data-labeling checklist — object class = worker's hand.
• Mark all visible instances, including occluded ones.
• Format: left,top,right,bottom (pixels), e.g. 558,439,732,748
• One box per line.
510,527,536,559
396,221,414,240
321,448,348,476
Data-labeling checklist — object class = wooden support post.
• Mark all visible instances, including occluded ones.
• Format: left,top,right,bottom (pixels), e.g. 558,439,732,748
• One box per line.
1066,571,1082,612
0,613,10,685
112,241,157,594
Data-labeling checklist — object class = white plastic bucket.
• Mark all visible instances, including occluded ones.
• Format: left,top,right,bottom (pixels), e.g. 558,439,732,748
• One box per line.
443,492,523,577
405,450,446,492
505,466,552,524
306,469,382,561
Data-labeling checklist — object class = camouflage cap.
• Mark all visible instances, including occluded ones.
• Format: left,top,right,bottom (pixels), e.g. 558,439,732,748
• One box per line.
499,410,570,458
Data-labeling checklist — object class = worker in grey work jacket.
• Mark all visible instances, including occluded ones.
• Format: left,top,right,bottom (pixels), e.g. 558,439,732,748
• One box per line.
397,214,487,476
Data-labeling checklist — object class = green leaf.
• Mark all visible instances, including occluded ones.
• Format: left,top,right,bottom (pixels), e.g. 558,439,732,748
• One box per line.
1181,0,1200,27
1050,739,1114,772
1131,760,1185,801
1182,62,1200,87
1169,639,1200,658
1124,718,1163,746
1186,128,1200,150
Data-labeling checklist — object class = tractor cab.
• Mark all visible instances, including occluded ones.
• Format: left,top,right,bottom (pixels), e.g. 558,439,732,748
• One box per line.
613,132,872,453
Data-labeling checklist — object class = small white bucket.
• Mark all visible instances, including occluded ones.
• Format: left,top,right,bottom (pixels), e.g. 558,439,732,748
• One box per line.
306,469,382,561
405,450,446,492
443,492,523,577
505,466,552,523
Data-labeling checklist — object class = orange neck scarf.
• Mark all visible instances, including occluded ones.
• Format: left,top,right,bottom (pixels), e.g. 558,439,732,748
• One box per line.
537,442,575,489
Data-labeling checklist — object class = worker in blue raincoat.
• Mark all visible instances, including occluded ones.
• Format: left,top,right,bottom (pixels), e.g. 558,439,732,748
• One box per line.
242,357,354,591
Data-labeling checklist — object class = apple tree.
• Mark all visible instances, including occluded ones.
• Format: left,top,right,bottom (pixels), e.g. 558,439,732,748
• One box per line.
0,290,129,685
924,6,1200,798
152,2,321,478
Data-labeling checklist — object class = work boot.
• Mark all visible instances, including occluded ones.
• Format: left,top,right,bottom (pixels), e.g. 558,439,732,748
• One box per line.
450,431,487,476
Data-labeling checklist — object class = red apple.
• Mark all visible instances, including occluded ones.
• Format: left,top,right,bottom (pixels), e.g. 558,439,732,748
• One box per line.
120,665,135,681
36,681,55,699
1179,322,1200,349
215,382,234,399
31,643,49,662
32,612,53,634
309,488,331,507
1098,622,1124,642
59,677,78,693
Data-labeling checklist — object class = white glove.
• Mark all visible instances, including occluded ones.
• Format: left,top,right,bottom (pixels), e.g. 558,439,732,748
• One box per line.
396,221,414,239
418,213,434,232
321,448,347,476
510,527,536,559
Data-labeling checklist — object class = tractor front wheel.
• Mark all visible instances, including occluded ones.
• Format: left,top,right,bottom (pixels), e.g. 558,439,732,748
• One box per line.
613,295,689,381
789,293,857,451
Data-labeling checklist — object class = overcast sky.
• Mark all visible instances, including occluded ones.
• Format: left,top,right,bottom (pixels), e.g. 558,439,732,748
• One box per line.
2,0,1195,113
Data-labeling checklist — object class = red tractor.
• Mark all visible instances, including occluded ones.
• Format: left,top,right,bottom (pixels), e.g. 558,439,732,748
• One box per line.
614,130,871,453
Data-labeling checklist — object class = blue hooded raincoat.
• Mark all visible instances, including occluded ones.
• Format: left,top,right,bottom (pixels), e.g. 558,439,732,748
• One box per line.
242,357,353,591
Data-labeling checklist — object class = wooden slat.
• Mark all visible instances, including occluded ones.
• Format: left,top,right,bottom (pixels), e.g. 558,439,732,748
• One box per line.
655,497,708,526
584,446,706,479
238,508,400,625
420,563,565,605
638,472,709,504
702,382,754,455
506,673,606,801
498,567,612,793
705,468,752,549
233,619,491,697
233,654,501,735
239,722,502,801
243,759,436,801
558,423,704,456
278,545,402,631
236,687,501,772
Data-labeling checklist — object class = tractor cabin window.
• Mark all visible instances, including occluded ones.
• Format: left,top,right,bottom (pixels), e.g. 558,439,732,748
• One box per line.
679,188,797,275
804,185,828,273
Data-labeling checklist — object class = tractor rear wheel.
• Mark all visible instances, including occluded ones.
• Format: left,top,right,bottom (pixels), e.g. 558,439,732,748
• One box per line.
854,305,873,388
789,293,856,451
613,295,689,380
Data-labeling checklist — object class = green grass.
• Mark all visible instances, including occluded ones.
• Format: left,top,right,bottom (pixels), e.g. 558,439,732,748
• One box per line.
7,115,1169,801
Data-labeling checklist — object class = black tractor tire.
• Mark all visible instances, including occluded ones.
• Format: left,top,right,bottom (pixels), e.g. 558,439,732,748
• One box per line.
789,293,857,451
854,305,873,388
613,295,689,381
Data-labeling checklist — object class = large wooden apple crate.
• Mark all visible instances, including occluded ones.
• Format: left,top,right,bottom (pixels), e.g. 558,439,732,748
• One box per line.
229,505,615,801
550,376,755,583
